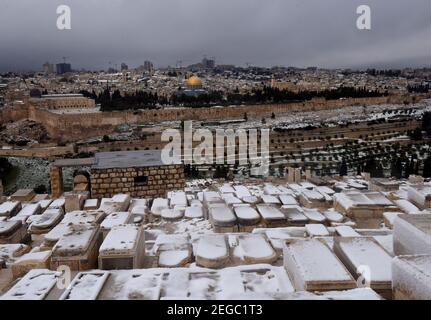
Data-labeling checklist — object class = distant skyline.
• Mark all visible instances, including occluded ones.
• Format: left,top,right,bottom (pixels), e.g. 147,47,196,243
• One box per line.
1,0,431,72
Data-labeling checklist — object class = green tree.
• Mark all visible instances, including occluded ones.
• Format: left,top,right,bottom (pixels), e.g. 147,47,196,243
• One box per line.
390,156,403,179
423,157,431,178
339,158,348,176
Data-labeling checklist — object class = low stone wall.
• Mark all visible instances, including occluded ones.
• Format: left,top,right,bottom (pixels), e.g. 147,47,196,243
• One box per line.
91,164,185,198
0,145,74,158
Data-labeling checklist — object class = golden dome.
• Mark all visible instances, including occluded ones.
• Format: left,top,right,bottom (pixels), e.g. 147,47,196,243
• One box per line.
186,75,203,88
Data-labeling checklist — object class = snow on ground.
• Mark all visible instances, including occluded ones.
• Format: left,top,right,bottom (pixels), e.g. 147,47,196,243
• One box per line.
97,264,294,300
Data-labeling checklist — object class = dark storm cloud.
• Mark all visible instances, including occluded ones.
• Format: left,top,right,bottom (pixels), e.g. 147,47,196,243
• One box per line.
1,0,431,71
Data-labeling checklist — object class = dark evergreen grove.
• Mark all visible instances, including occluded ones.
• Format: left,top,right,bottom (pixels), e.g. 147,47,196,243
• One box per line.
80,86,386,111
0,157,13,180
408,84,430,93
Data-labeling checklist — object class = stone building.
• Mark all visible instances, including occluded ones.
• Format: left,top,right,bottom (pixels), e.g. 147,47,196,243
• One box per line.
90,150,185,199
30,94,96,110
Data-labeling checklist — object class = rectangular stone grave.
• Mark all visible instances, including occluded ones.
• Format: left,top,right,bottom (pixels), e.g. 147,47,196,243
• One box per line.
30,208,64,234
11,250,52,279
283,238,356,291
0,220,28,244
333,237,392,297
51,224,101,271
0,269,61,300
257,205,286,227
59,271,110,300
100,211,132,238
392,255,431,300
99,225,145,270
393,214,431,256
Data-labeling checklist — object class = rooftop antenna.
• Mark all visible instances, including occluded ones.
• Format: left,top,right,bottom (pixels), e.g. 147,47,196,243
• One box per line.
62,56,69,64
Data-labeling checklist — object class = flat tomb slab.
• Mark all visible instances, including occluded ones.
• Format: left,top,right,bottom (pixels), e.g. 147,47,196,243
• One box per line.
283,238,356,292
60,271,110,300
0,269,60,300
333,237,392,291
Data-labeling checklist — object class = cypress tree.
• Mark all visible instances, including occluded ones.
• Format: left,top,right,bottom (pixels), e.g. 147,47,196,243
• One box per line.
339,159,348,176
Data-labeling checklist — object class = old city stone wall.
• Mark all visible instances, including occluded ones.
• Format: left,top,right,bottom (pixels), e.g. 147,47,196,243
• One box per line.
1,95,415,142
0,105,29,124
91,164,185,198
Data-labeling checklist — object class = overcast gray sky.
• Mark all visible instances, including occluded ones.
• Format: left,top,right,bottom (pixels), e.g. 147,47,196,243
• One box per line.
1,0,431,71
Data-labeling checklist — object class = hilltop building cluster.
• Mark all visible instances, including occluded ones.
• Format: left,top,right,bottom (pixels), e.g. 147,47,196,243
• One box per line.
1,61,431,300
